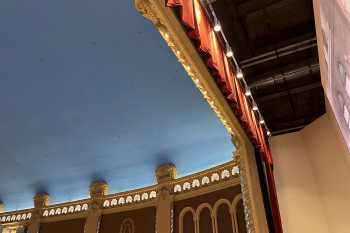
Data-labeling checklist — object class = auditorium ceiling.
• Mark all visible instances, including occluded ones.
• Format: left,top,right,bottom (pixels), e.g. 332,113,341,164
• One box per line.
212,0,326,135
0,0,233,210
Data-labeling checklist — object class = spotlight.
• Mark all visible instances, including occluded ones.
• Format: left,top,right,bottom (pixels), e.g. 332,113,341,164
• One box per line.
237,70,244,79
214,24,221,32
226,50,233,57
252,105,258,111
259,119,265,125
267,130,271,136
245,90,251,97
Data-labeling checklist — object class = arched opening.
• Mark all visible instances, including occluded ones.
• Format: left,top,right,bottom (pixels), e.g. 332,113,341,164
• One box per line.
216,203,234,233
182,211,195,233
199,208,213,233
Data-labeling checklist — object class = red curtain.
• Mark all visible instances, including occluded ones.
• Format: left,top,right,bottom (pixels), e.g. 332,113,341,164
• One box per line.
167,0,272,165
166,0,282,232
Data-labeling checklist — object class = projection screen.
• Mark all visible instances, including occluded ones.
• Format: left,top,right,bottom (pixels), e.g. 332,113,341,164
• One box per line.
315,0,350,151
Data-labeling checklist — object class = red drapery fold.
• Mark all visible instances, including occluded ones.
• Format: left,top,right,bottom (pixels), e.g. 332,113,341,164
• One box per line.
167,0,195,30
166,0,281,232
167,0,272,165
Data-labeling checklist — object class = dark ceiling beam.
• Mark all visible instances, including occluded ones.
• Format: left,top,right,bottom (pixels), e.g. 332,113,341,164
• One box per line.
213,0,256,58
227,0,256,56
256,82,322,102
235,0,283,16
252,23,316,50
240,37,317,68
271,125,305,135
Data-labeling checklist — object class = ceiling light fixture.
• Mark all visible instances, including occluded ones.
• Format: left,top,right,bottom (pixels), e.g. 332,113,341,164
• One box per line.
259,119,265,125
226,50,233,57
252,105,258,111
267,130,271,136
245,89,252,97
214,24,221,32
236,70,244,79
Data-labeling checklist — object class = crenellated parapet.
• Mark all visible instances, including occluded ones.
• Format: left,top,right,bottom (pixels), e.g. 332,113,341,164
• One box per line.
172,161,239,195
102,186,157,210
0,209,33,225
42,200,89,219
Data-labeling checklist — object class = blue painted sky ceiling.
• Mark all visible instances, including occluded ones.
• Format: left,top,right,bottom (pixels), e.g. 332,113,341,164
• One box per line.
0,0,233,210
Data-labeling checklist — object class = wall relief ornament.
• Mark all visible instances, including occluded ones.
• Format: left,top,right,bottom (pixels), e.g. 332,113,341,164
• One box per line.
119,218,135,233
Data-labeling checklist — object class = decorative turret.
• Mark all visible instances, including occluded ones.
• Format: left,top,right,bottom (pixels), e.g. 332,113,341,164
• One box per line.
155,164,176,184
0,202,4,213
155,164,176,233
34,193,49,209
89,181,108,208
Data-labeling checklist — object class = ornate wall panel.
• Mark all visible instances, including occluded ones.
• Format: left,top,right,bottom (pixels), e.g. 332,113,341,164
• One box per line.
39,218,85,233
99,207,155,233
174,186,245,233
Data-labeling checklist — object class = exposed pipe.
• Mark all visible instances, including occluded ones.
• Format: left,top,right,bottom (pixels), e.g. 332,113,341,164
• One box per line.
240,38,317,68
250,63,320,90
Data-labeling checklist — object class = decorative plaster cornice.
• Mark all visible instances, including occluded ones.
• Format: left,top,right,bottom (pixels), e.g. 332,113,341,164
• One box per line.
0,210,33,225
42,200,89,219
133,5,251,227
172,160,240,195
0,161,240,225
102,186,157,210
134,0,159,25
133,0,253,148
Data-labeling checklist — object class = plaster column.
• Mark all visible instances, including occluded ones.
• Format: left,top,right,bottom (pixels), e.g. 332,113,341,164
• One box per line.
15,226,25,233
27,193,49,233
0,203,2,233
0,202,3,233
155,164,176,233
233,135,269,233
84,181,108,233
0,202,4,213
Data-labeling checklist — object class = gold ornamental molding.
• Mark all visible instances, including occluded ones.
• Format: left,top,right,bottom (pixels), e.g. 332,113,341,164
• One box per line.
134,0,252,149
172,160,240,201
